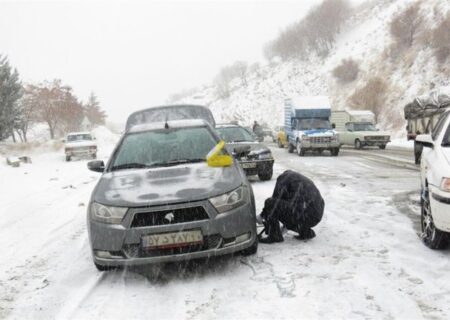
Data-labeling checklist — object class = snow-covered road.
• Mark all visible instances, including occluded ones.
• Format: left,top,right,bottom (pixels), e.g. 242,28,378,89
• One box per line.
1,136,449,319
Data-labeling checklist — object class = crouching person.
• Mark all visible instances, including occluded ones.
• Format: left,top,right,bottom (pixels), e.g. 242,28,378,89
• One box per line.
259,170,324,244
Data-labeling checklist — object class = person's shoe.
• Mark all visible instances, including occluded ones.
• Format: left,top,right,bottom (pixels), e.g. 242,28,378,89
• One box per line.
259,235,284,244
295,228,316,240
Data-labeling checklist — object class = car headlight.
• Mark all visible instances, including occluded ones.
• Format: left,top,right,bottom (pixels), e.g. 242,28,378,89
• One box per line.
209,186,248,213
90,202,128,224
440,178,450,192
258,152,273,160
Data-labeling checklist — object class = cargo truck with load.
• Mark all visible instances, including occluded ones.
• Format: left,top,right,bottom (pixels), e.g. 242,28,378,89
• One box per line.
284,96,340,156
404,86,450,164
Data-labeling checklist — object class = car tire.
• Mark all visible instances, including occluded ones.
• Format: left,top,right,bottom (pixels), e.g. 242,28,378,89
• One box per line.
94,262,115,272
277,139,283,148
258,168,273,181
92,153,97,159
355,139,362,150
288,143,294,153
379,144,386,150
296,141,305,157
241,239,258,256
66,155,71,162
331,148,339,156
421,188,449,250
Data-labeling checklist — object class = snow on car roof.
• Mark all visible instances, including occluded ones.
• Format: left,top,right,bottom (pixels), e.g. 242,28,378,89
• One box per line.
67,132,92,136
128,119,209,133
216,123,240,128
346,110,375,116
287,96,331,109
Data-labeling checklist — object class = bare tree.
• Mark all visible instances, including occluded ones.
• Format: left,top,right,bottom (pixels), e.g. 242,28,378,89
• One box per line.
431,13,450,63
348,77,388,123
390,2,423,47
332,58,360,82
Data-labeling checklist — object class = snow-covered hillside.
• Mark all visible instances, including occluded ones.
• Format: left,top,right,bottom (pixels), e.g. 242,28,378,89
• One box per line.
175,0,449,137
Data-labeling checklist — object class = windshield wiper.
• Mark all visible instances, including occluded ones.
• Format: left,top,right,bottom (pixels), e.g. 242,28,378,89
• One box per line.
110,163,153,171
164,158,205,165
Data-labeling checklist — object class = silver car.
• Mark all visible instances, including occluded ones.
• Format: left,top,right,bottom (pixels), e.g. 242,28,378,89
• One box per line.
86,119,257,270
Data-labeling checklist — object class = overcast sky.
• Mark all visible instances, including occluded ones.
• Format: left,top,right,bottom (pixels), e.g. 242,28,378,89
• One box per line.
2,0,349,123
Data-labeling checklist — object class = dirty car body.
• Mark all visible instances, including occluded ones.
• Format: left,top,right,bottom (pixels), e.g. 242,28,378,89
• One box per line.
64,132,97,161
87,119,257,269
216,124,274,181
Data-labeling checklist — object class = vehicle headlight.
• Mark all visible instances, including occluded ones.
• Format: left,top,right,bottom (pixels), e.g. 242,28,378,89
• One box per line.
209,186,248,214
258,152,273,160
440,178,450,192
302,135,310,141
90,202,128,224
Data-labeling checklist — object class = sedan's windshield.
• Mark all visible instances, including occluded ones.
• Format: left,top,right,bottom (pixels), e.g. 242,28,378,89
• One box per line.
216,127,256,143
353,123,377,131
111,127,217,170
297,118,331,130
67,134,93,141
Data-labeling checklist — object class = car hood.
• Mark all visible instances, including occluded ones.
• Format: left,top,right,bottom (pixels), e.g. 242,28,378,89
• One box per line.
65,141,96,148
443,148,450,167
301,129,336,137
93,162,243,207
354,131,390,136
224,141,270,156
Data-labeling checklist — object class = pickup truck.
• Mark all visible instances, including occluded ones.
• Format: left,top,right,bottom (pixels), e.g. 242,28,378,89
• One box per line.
284,96,340,156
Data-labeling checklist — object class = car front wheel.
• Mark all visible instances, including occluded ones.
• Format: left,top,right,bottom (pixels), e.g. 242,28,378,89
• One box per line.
296,141,305,156
258,168,273,181
421,188,448,249
65,155,71,162
277,139,283,148
355,139,362,150
379,144,386,150
241,239,258,256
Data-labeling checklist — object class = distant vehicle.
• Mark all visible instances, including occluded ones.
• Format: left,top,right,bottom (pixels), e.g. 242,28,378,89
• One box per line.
331,110,390,149
273,125,288,148
87,119,258,271
216,124,274,181
404,86,450,164
416,109,450,250
64,132,97,161
284,96,340,156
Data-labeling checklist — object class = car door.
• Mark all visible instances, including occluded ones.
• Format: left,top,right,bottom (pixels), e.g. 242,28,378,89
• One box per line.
341,123,353,145
421,112,450,187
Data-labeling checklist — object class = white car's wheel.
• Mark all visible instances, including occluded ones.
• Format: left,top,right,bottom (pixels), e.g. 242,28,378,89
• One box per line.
296,141,305,157
421,188,448,249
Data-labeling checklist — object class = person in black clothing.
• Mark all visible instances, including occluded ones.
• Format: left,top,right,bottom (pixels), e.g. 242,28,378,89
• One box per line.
259,170,324,243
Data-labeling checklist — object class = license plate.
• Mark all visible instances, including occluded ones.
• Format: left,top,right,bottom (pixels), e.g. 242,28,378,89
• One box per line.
141,230,203,249
241,162,256,169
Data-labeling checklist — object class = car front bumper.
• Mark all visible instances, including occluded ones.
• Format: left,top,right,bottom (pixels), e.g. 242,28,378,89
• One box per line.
65,148,97,157
88,199,257,266
363,139,390,146
429,185,450,232
300,141,340,150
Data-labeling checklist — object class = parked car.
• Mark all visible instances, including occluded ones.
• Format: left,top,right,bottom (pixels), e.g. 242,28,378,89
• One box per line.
215,124,274,181
64,132,97,161
273,125,287,148
416,109,450,249
87,109,257,271
339,122,390,149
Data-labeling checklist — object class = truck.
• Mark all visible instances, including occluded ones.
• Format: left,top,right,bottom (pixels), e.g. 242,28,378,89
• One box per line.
284,96,340,156
404,86,450,163
331,110,390,149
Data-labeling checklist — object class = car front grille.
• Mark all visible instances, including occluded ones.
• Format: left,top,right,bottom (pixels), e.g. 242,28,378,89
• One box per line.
130,206,209,228
122,235,223,258
310,137,331,144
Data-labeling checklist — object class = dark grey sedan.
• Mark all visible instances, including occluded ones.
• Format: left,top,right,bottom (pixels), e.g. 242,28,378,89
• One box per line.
216,124,274,181
86,119,257,270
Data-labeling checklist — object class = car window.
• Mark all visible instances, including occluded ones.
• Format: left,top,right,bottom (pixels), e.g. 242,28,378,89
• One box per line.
216,127,255,143
442,121,450,147
67,134,92,141
297,118,331,130
112,127,217,168
353,123,376,131
431,112,449,141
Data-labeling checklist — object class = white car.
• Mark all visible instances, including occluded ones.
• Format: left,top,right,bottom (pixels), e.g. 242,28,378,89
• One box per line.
416,110,450,249
64,132,97,162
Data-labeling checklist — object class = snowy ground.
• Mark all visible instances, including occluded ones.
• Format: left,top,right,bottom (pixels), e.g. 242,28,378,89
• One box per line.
1,133,450,319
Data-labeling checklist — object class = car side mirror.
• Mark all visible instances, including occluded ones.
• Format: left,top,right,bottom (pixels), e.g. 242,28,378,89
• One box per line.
88,160,105,172
415,134,434,149
332,123,336,129
207,141,233,167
